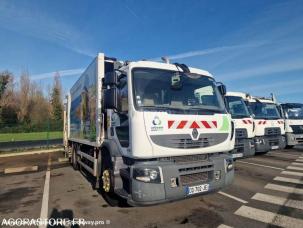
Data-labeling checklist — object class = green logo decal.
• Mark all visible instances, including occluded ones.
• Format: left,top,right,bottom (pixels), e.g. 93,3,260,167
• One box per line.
220,116,230,131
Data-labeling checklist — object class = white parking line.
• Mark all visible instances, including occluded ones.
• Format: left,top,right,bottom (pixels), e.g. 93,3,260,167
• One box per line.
58,157,69,163
39,154,51,228
0,148,63,158
237,161,284,170
267,152,300,158
217,224,233,228
252,193,303,210
291,162,303,167
265,183,303,195
218,191,248,204
281,170,303,177
4,166,38,174
274,176,303,185
235,205,303,227
287,166,303,171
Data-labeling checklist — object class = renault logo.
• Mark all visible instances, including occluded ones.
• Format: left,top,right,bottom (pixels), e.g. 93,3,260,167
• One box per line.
192,128,199,139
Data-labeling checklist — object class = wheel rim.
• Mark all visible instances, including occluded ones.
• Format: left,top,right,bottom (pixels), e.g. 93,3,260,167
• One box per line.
102,170,111,192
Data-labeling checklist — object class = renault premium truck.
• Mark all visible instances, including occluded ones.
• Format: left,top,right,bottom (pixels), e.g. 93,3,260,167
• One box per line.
245,94,286,153
63,53,235,206
280,103,303,148
225,92,255,158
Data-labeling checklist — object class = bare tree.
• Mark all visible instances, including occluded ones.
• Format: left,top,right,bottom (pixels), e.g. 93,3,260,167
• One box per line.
17,71,31,123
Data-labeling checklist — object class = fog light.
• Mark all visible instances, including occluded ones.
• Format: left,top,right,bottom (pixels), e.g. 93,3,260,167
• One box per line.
227,163,233,170
214,170,221,180
225,158,234,172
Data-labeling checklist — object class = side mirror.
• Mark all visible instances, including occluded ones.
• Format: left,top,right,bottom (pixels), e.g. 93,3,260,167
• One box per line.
171,73,183,90
104,71,118,86
104,88,118,110
217,83,226,96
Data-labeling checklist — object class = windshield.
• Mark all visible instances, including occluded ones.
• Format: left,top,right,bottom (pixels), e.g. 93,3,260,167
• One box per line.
282,103,303,119
132,68,226,114
226,96,250,118
248,102,281,119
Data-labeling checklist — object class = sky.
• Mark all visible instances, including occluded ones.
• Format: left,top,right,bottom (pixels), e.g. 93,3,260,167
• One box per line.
0,0,302,102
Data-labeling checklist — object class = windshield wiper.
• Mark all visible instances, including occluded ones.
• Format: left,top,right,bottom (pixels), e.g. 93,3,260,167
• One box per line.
140,105,186,112
188,107,223,113
232,114,250,118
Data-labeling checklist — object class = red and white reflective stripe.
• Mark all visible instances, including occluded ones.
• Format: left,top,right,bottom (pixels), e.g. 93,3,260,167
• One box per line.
168,120,217,129
258,120,267,125
278,120,284,124
242,119,253,124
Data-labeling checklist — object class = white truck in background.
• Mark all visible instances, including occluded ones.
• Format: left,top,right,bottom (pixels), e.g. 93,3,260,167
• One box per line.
64,53,235,206
245,94,286,153
280,103,303,148
225,92,255,158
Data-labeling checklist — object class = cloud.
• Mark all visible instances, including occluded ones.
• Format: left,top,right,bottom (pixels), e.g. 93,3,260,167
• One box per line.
220,58,303,81
0,2,94,57
246,78,303,93
31,68,84,80
150,42,265,61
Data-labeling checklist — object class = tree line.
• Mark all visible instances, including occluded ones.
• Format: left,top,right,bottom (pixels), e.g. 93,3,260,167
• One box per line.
0,70,63,133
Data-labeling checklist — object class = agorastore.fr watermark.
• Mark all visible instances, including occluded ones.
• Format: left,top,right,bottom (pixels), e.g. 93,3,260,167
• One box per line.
1,218,111,227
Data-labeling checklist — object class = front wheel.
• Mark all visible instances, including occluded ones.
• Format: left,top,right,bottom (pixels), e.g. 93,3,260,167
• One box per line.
100,152,120,206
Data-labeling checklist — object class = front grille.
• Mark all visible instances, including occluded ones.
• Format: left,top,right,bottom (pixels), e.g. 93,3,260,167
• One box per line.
236,129,248,139
159,154,208,164
180,172,210,186
268,139,279,146
179,164,213,173
234,144,245,153
173,138,209,149
291,125,303,134
150,133,229,149
265,127,281,136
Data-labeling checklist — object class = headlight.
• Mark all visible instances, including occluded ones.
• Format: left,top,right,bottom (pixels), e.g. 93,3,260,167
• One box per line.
133,167,162,183
254,138,265,144
225,158,234,172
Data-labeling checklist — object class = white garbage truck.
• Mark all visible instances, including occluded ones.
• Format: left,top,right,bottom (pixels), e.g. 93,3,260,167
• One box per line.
280,103,303,148
245,94,286,153
64,53,235,206
225,92,255,158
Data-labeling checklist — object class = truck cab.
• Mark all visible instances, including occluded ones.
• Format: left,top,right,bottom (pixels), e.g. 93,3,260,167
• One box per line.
245,95,286,153
225,92,255,158
281,103,303,148
65,54,235,206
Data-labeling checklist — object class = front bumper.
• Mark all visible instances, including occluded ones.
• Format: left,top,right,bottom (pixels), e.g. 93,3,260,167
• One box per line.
286,133,303,146
254,135,286,153
230,138,255,159
120,154,234,206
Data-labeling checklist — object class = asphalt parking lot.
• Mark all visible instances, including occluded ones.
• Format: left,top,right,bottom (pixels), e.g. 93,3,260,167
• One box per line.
0,147,303,228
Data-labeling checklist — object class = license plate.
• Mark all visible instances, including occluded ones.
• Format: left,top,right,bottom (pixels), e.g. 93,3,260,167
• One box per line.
232,153,243,158
186,184,209,195
271,145,279,150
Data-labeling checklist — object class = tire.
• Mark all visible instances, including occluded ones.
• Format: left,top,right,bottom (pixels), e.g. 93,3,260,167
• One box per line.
285,145,294,149
100,150,120,206
72,144,79,170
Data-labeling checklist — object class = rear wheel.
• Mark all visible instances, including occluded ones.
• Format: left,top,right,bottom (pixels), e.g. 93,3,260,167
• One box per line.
72,144,79,170
100,150,119,206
